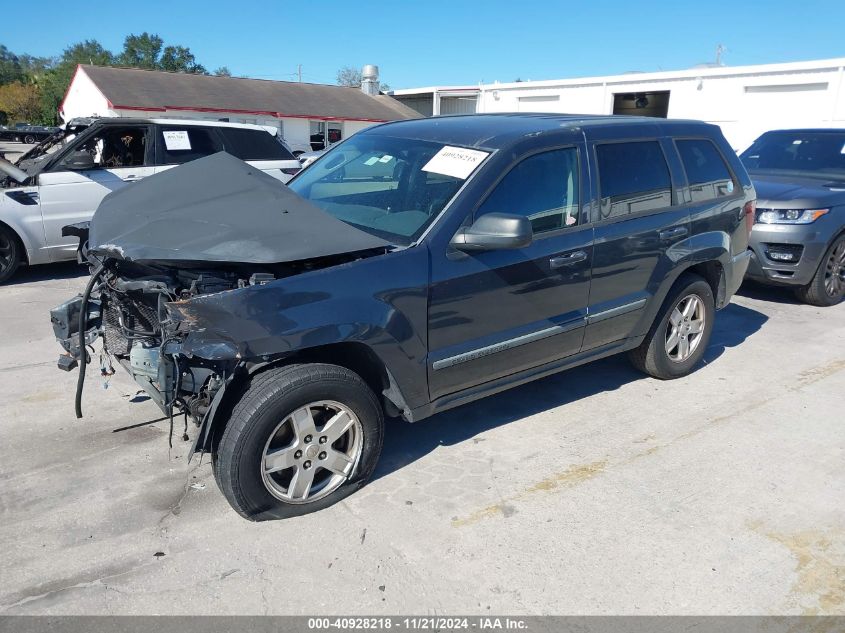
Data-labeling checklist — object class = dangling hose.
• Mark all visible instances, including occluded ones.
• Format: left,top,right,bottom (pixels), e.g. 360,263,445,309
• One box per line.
75,264,104,419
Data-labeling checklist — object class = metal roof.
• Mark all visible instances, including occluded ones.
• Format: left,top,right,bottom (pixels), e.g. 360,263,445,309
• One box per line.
77,65,422,122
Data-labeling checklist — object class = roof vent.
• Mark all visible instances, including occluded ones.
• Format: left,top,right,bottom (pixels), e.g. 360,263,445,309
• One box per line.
361,64,379,95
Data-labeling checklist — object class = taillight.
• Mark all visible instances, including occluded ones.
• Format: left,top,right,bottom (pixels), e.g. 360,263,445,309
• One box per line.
281,167,301,176
743,200,756,234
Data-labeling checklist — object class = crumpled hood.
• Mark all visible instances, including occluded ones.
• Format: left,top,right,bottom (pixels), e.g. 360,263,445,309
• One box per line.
88,152,389,264
751,171,845,209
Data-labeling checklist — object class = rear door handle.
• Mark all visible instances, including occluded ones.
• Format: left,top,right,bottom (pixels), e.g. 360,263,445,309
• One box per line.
659,226,688,241
549,250,588,269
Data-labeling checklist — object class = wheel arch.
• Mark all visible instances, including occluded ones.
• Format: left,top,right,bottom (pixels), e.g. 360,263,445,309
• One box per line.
0,218,30,265
194,341,412,458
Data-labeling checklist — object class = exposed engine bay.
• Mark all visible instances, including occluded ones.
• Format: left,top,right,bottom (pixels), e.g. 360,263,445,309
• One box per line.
50,251,380,447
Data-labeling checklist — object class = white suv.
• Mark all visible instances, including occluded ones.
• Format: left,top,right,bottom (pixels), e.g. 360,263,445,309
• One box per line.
0,118,302,282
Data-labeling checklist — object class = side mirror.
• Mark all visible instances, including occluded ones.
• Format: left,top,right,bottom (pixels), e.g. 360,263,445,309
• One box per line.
63,150,95,171
450,213,533,252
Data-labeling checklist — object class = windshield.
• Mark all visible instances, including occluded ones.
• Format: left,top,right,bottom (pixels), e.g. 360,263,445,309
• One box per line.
740,131,845,178
288,135,483,245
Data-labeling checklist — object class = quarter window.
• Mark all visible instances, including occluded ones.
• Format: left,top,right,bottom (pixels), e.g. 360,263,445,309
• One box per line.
676,139,736,201
218,127,295,160
477,148,580,234
159,126,223,165
596,141,672,219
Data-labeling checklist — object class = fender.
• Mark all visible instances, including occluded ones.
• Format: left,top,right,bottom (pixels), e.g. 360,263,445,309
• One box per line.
631,230,733,338
0,190,46,265
170,246,431,456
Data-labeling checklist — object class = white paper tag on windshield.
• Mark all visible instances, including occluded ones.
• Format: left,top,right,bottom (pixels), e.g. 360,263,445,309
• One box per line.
422,146,489,179
163,131,191,151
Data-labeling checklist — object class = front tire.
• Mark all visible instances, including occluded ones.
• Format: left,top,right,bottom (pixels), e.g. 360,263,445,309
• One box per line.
23,134,37,145
629,274,715,379
795,235,845,307
214,364,384,521
0,226,22,283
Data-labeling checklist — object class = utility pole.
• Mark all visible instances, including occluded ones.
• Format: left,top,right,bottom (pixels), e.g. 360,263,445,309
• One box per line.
297,64,302,82
715,44,726,66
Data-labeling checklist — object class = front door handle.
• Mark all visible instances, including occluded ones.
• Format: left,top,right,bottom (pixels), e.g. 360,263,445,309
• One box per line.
549,250,588,269
659,226,688,242
122,175,142,182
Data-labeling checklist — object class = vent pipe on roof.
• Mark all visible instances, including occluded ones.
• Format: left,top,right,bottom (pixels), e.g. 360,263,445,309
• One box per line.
361,65,379,95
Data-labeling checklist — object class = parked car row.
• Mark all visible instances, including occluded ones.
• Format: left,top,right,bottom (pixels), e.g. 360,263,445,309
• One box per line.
0,123,60,144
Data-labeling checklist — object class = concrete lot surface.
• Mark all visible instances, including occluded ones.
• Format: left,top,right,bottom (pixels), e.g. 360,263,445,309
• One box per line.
0,265,843,614
1,141,34,163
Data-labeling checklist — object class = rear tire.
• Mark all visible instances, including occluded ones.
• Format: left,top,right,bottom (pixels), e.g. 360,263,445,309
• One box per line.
629,274,715,379
0,226,22,284
214,363,384,521
794,235,845,307
23,134,36,145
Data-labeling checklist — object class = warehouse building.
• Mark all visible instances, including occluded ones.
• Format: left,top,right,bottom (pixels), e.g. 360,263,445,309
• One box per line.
392,57,845,151
60,64,420,154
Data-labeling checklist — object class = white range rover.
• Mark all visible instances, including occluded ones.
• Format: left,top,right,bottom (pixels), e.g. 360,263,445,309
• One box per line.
0,118,303,282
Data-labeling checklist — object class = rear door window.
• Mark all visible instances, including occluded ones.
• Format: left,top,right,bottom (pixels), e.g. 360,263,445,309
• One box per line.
596,141,672,219
676,139,736,201
158,126,224,165
218,128,295,160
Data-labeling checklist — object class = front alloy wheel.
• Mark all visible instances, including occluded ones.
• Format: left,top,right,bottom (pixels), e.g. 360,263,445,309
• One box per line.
214,364,384,521
261,401,363,504
796,235,845,306
0,227,22,283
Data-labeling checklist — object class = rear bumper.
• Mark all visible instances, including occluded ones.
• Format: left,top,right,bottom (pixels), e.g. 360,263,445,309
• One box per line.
725,249,752,301
745,223,829,287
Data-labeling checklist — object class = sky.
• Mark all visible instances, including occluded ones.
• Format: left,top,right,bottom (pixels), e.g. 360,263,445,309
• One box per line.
4,0,845,89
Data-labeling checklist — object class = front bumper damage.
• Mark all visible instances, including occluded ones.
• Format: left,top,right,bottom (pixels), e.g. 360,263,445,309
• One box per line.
50,266,241,452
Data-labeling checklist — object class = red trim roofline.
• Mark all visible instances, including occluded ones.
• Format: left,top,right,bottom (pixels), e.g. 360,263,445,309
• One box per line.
110,103,390,123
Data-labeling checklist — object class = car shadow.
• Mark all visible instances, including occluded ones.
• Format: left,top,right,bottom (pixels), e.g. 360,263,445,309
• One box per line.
373,301,768,481
6,261,87,285
736,280,802,305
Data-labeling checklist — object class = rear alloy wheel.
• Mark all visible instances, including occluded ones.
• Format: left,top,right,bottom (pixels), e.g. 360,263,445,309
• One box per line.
795,235,845,307
629,274,715,379
0,226,22,284
665,294,706,363
23,134,36,145
214,364,384,520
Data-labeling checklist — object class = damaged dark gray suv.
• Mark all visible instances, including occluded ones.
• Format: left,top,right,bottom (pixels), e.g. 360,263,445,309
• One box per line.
51,114,755,520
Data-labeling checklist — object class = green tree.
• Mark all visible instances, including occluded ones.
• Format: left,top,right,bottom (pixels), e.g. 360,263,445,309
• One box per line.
160,45,206,74
118,32,163,69
0,45,24,85
214,66,232,77
0,81,42,123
